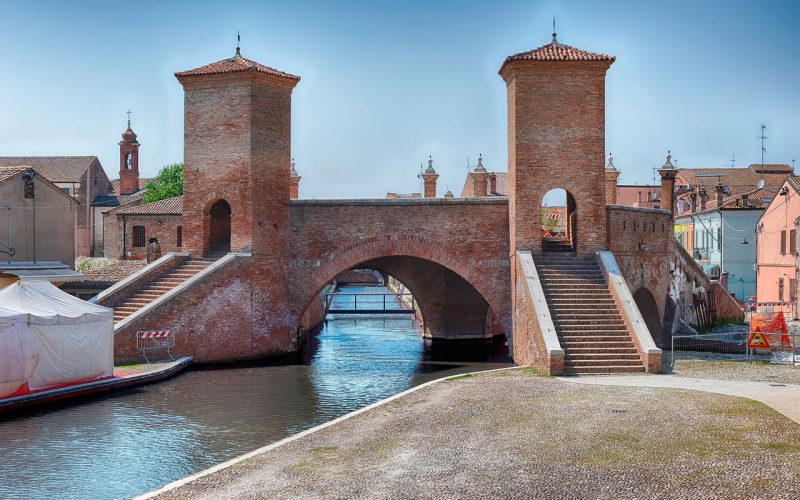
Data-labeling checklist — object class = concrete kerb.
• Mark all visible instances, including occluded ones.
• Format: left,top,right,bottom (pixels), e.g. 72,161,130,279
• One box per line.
517,250,564,358
133,365,520,499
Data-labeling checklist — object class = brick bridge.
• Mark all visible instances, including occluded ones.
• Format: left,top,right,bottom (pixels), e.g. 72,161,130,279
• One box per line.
99,35,680,374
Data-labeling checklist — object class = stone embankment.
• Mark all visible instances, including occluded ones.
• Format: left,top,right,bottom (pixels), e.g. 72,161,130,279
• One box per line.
153,369,800,499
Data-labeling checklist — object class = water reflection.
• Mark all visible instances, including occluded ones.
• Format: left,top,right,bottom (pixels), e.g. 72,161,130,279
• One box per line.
0,285,509,500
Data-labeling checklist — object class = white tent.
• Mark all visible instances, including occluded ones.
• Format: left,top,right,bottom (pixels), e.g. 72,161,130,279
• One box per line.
0,304,38,397
0,280,114,390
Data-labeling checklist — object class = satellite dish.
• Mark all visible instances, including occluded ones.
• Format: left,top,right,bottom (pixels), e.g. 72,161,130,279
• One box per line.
757,178,765,189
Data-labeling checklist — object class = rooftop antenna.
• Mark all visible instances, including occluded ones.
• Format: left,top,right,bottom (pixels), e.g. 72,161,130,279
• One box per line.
793,158,796,170
758,124,767,167
730,153,735,168
236,31,241,56
126,110,131,129
552,17,558,43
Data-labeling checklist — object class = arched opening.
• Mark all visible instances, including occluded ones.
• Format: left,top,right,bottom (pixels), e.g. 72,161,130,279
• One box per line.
298,256,507,343
208,199,231,254
541,188,577,253
633,287,662,346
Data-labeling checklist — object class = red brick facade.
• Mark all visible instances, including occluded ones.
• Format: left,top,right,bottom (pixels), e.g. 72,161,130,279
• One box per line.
108,41,675,371
103,214,184,260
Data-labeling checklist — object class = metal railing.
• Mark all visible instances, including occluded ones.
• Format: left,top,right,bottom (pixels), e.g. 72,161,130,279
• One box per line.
324,292,416,315
670,330,797,369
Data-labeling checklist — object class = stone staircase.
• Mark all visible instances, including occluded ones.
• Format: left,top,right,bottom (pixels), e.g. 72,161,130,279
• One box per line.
112,259,212,323
541,236,573,254
536,254,645,374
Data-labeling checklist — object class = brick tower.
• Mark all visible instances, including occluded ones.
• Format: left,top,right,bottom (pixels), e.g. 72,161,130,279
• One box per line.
118,113,140,195
175,46,300,256
499,29,614,256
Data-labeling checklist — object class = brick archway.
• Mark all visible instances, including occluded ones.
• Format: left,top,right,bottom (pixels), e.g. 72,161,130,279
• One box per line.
291,234,511,340
540,187,577,253
633,287,662,345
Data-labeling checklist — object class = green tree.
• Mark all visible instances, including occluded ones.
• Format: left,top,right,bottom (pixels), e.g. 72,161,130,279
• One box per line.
142,162,183,203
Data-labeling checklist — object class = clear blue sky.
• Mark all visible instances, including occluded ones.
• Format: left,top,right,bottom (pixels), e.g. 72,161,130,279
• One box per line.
0,0,797,198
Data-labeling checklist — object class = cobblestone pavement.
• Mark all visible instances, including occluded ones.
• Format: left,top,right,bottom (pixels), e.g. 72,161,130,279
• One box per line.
154,369,800,499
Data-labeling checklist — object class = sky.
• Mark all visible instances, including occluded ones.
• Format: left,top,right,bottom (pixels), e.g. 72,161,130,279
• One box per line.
0,0,798,199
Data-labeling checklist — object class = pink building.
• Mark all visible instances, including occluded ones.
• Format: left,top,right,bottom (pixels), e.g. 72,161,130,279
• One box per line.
615,185,661,209
756,175,800,304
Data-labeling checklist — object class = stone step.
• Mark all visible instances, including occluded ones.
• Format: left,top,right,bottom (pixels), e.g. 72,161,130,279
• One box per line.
557,327,628,334
561,335,633,343
564,353,642,360
564,358,644,367
565,365,646,374
552,315,623,322
560,342,636,350
565,347,638,354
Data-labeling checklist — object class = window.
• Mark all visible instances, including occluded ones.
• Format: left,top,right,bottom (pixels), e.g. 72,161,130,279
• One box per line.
133,226,146,247
779,278,785,302
791,278,797,301
791,229,797,255
177,226,183,247
781,230,787,255
717,227,722,251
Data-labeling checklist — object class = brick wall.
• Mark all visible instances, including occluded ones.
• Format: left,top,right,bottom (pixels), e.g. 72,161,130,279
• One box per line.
289,198,511,342
104,214,184,260
606,205,673,346
503,62,613,257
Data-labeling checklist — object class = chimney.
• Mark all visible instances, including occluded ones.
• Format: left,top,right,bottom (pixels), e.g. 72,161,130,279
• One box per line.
290,158,301,200
421,156,439,198
742,194,749,207
699,187,708,211
657,151,676,214
605,153,620,204
471,154,489,196
690,192,697,213
715,183,725,207
489,173,497,194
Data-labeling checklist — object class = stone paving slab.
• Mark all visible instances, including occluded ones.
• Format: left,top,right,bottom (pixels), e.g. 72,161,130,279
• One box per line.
149,369,800,499
562,374,800,424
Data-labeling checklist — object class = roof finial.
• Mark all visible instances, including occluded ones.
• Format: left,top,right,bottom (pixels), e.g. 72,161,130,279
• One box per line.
425,155,436,174
606,153,616,171
662,150,674,169
126,110,131,129
552,16,558,44
235,31,241,57
475,153,487,173
291,157,298,176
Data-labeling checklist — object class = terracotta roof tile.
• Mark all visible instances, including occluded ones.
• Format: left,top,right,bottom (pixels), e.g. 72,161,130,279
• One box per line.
77,260,148,287
504,41,614,64
115,195,183,215
460,172,508,197
175,51,300,81
0,156,98,183
0,166,31,184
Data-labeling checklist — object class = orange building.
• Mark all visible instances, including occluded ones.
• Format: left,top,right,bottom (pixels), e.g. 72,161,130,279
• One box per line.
756,175,800,305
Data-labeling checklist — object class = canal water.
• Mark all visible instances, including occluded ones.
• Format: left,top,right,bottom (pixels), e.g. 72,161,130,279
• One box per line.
0,285,510,500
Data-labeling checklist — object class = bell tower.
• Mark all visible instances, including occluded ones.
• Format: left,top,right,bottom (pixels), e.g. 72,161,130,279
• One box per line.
118,111,140,195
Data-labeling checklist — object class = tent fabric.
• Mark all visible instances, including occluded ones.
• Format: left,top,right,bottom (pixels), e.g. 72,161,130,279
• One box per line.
0,322,38,397
0,281,114,390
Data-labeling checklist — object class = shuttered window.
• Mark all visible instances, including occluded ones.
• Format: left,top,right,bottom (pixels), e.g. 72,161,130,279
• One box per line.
779,278,785,302
781,230,787,255
791,279,797,301
133,226,146,247
791,229,797,255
